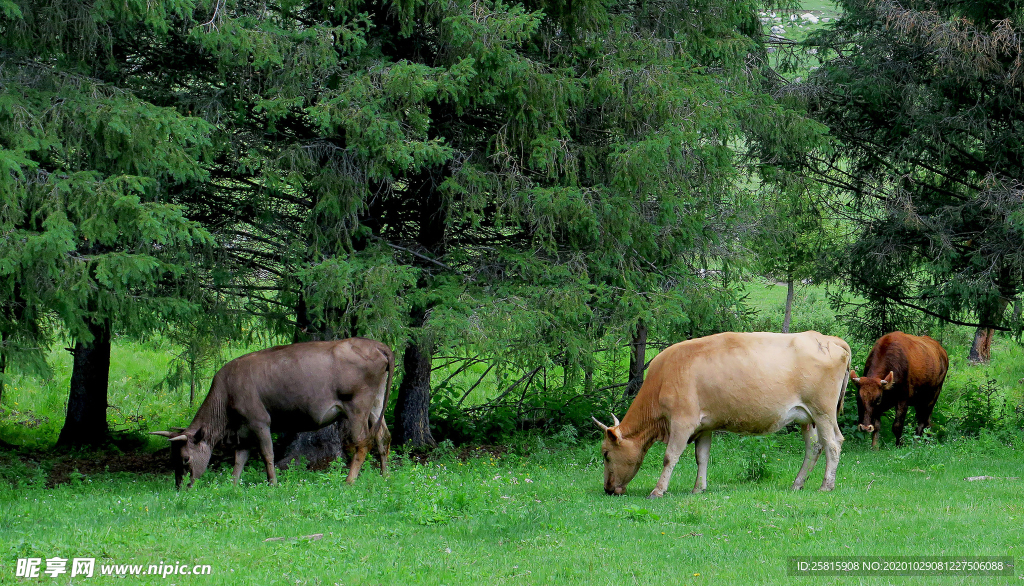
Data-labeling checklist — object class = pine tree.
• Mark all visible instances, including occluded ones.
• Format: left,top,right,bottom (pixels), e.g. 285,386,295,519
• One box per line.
0,0,214,444
806,0,1024,358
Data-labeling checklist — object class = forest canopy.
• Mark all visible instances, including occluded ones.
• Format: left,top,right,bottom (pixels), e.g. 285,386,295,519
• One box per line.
0,0,1021,447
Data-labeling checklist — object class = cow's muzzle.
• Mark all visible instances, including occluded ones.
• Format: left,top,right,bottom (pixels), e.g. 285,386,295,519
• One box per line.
859,424,876,433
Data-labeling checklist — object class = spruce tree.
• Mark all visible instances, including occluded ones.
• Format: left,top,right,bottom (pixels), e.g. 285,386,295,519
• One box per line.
0,1,214,444
806,0,1024,358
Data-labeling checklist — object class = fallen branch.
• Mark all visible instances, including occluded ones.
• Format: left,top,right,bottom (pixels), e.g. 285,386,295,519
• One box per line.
456,363,495,408
264,533,323,542
515,367,544,418
965,475,1019,481
436,356,486,388
466,366,542,412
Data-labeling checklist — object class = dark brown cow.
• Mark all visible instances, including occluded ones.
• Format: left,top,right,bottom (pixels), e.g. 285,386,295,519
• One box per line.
152,338,393,487
851,332,948,448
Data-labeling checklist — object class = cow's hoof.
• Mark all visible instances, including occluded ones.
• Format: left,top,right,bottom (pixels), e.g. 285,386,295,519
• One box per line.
790,483,804,491
691,487,705,494
818,485,834,492
647,490,664,499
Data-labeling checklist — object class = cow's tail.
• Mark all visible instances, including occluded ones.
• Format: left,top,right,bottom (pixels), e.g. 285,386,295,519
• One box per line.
837,346,852,417
372,345,394,436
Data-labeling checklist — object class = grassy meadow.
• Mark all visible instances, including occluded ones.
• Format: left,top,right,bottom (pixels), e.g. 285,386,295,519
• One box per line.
2,434,1021,585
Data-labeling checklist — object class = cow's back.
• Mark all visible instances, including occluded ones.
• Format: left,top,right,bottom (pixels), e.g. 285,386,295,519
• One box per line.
216,340,387,420
646,332,849,435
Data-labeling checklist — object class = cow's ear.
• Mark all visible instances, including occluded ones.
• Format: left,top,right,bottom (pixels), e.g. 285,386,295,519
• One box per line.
192,427,205,443
881,371,895,389
606,428,621,445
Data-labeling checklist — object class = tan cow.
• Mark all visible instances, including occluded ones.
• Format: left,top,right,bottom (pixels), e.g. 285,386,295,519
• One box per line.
593,331,850,497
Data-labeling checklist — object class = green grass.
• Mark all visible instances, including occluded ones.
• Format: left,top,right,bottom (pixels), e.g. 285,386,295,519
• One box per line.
2,435,1021,585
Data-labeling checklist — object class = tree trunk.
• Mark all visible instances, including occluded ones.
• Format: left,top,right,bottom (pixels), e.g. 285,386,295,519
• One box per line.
624,319,647,399
394,341,435,447
782,278,794,333
968,297,1009,364
57,319,111,447
968,327,994,363
394,309,436,448
391,169,448,448
0,330,6,405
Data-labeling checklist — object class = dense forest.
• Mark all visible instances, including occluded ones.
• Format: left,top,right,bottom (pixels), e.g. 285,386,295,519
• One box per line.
1,0,1021,450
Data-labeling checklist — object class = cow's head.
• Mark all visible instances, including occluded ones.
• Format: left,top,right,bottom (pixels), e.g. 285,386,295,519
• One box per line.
850,370,894,433
592,414,643,495
150,427,212,488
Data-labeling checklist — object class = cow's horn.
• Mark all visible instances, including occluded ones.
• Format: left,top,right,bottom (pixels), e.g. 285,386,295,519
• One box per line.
591,416,609,431
150,431,188,442
610,413,620,427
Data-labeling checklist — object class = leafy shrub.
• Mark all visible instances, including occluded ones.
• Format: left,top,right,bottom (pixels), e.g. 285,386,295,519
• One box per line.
0,453,47,487
740,435,776,482
945,379,1018,438
431,375,617,445
552,424,579,447
620,505,660,523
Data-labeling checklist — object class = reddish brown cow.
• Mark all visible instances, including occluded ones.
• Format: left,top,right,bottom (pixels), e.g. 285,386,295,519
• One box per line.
851,332,948,448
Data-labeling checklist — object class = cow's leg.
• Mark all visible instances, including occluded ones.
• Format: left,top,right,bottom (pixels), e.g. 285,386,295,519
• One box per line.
232,448,250,485
870,421,881,450
692,432,712,494
816,417,842,491
253,425,277,486
892,401,908,447
649,421,696,498
833,420,845,446
345,440,370,484
375,421,391,477
791,423,822,491
915,397,937,436
344,411,372,484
